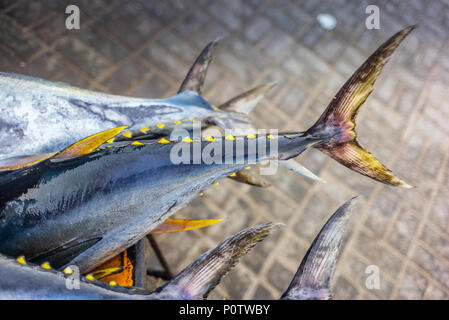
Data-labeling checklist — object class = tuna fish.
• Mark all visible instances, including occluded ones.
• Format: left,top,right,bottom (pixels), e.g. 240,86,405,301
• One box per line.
0,40,222,160
0,223,281,300
0,26,414,274
0,196,356,300
0,39,320,185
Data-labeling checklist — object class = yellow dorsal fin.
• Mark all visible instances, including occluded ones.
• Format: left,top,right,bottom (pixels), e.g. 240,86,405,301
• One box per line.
53,126,127,161
150,218,223,234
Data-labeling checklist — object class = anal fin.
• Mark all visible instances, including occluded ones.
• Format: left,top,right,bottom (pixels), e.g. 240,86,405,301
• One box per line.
150,218,223,234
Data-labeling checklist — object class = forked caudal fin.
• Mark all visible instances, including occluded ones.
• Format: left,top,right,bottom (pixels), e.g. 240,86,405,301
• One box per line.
305,26,416,188
152,222,283,300
281,197,359,300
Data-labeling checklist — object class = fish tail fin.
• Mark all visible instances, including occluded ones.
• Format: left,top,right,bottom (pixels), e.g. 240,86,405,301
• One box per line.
178,38,220,95
153,222,283,299
305,26,416,188
281,197,359,300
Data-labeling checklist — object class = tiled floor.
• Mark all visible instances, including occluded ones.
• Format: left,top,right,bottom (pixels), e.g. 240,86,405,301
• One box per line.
1,0,448,299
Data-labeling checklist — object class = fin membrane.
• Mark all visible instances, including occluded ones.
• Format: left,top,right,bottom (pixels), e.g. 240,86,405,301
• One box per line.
178,39,220,95
150,218,223,234
281,197,359,300
306,26,416,188
52,126,127,161
0,152,56,172
154,222,282,299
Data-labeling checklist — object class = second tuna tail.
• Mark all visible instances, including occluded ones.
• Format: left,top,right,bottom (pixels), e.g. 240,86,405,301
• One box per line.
281,197,359,300
304,26,416,188
152,222,283,300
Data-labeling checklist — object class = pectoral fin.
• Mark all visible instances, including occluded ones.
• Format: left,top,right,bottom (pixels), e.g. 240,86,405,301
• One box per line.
52,126,127,161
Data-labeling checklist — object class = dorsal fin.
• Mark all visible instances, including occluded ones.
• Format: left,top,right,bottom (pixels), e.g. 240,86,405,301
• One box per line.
178,38,220,95
217,82,276,114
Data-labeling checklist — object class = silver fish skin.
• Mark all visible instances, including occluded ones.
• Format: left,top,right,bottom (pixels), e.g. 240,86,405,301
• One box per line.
0,71,220,160
0,131,318,274
0,26,414,274
0,254,148,300
0,38,270,162
0,223,279,300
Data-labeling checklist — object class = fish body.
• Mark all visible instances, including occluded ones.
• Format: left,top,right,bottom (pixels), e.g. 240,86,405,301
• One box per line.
0,72,224,160
0,131,316,273
0,39,263,161
0,195,356,300
0,223,279,300
0,254,148,300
